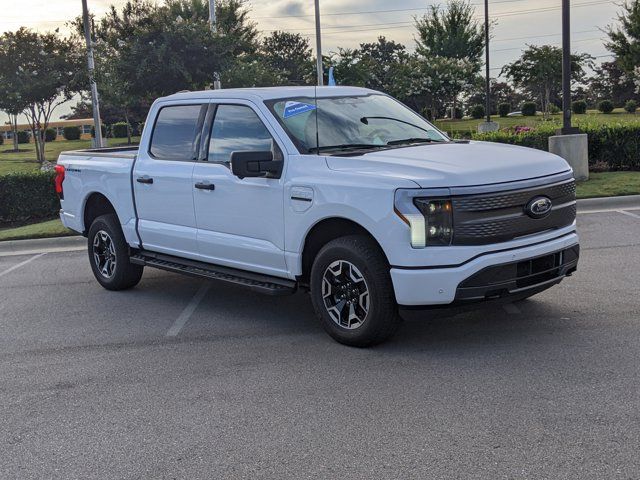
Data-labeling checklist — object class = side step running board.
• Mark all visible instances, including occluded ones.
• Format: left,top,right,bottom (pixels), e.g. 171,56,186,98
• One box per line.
130,251,296,296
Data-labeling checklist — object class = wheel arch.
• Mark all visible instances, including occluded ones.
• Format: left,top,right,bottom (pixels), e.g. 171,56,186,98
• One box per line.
298,217,389,286
82,192,118,235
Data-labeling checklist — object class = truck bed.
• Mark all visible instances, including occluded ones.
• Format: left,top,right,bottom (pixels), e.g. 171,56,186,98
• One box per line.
61,146,139,159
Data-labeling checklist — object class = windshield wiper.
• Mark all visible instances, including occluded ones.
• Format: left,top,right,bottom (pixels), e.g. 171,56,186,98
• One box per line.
309,143,387,153
361,116,433,134
387,137,443,146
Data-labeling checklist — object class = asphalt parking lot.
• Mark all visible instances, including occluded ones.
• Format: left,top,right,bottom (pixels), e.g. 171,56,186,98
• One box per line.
1,206,639,479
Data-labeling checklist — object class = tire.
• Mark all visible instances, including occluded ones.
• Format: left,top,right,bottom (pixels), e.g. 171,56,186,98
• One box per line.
87,213,143,291
309,235,401,347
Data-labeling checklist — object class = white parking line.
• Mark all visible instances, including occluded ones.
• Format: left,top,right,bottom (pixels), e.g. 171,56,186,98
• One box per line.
166,283,211,337
618,209,640,219
0,253,46,278
502,303,521,315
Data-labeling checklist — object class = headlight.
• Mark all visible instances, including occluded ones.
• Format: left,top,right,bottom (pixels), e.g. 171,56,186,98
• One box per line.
394,189,453,248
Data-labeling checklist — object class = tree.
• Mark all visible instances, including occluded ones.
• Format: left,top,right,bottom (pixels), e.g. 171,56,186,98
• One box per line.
501,45,591,118
606,0,640,92
414,0,485,72
413,1,485,116
260,31,314,85
331,37,411,99
0,42,30,152
587,61,639,106
0,28,83,163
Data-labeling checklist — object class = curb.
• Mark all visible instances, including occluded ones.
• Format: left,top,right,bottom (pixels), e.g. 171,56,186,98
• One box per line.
0,235,85,257
577,194,640,212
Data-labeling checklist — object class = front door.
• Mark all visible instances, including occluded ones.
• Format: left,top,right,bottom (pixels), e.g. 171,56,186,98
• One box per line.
133,103,206,258
191,103,287,277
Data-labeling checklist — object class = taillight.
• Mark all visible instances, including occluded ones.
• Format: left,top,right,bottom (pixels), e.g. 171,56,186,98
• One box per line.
54,164,65,199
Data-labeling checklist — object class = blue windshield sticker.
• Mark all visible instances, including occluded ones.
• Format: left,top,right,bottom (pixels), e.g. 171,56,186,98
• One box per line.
283,101,317,118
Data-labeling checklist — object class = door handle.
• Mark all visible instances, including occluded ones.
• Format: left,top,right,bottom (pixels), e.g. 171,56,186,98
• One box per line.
136,176,153,184
194,182,215,191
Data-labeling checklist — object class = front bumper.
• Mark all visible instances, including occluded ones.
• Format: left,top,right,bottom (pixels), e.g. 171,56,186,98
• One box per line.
390,232,579,306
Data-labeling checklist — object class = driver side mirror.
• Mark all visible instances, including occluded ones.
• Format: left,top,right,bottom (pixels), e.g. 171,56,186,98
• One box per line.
230,151,282,179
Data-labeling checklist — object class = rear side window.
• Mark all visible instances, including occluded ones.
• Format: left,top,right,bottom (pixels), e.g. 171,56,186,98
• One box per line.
150,104,205,160
208,105,277,164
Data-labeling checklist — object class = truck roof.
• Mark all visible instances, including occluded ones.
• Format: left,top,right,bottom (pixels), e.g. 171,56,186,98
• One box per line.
160,86,377,102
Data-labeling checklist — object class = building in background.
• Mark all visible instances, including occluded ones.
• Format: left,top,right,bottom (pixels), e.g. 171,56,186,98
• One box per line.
0,118,96,142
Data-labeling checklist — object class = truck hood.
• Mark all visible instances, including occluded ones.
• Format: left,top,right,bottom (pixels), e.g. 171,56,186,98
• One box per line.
324,141,571,188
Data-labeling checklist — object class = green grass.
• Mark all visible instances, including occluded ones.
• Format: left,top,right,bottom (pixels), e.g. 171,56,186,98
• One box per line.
0,218,77,242
435,110,640,136
576,172,640,199
0,137,140,175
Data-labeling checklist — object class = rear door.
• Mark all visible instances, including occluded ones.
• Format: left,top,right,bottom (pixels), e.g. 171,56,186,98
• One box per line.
191,101,288,277
133,103,206,257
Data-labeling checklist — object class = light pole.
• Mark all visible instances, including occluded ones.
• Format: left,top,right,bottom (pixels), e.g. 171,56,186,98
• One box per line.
81,0,104,148
560,0,578,134
478,0,498,132
549,0,589,181
314,0,324,86
209,0,221,89
484,0,491,124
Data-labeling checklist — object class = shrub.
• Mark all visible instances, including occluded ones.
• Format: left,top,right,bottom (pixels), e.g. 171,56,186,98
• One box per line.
111,122,130,138
498,103,511,117
521,102,537,116
572,100,588,114
0,134,3,146
45,128,57,142
470,104,485,120
17,131,30,144
91,124,107,138
625,100,637,114
598,100,614,114
0,172,59,225
548,104,561,115
63,126,81,140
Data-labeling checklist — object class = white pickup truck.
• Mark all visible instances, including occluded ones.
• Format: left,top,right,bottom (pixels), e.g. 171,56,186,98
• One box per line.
56,86,579,346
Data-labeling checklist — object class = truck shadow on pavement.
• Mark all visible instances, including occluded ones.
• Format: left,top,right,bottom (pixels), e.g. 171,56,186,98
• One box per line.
139,271,580,354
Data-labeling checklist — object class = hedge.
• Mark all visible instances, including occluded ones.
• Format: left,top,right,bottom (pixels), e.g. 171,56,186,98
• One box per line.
472,122,640,171
598,100,614,114
63,126,81,140
111,122,130,138
45,128,57,142
0,172,59,225
470,104,485,120
521,102,537,116
572,100,587,114
498,103,511,117
17,131,30,144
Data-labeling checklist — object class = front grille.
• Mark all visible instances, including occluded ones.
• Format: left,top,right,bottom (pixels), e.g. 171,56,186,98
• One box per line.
455,245,580,301
451,179,576,245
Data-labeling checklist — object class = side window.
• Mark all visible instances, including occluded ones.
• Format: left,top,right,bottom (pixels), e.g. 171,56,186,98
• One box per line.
150,104,204,160
208,105,280,164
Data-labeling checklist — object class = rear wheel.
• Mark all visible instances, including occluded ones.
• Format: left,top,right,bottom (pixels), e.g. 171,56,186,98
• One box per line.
88,214,143,290
310,235,401,347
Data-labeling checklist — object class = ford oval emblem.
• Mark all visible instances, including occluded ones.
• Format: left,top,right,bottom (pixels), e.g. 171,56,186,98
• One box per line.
525,196,553,219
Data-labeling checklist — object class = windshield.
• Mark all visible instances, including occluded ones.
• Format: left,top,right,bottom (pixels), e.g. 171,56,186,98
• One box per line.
265,94,448,155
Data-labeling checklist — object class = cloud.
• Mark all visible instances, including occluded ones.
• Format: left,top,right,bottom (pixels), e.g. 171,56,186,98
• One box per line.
276,1,306,17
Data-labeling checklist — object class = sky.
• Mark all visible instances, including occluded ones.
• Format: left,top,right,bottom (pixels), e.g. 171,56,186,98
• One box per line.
0,0,623,122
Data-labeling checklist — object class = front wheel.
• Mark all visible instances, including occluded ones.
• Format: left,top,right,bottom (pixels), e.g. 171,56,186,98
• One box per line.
310,235,401,347
88,214,143,290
